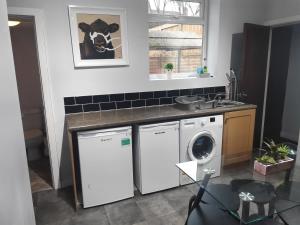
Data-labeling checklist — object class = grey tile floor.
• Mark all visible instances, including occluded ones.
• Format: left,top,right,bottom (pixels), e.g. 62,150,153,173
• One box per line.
33,185,191,225
32,162,286,225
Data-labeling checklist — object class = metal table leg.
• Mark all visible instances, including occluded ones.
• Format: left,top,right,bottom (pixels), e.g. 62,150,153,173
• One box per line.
239,192,255,225
187,169,216,217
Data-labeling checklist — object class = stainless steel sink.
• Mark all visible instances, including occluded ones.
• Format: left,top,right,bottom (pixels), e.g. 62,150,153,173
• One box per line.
174,96,205,111
174,96,245,111
216,100,245,108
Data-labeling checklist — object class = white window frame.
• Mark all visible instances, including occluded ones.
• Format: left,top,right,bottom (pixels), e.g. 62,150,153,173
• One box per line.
148,0,209,80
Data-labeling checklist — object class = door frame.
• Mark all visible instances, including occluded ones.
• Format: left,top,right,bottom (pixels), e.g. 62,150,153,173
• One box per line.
264,15,300,27
8,7,60,189
260,15,300,147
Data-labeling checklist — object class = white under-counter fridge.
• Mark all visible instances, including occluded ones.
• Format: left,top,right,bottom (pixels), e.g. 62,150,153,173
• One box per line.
134,121,180,194
77,126,134,208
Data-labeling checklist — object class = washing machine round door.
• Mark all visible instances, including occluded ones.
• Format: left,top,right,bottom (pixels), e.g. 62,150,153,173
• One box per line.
187,132,216,164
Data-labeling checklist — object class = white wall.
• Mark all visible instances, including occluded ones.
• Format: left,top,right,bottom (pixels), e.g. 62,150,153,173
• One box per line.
215,0,267,81
265,0,300,23
6,0,267,187
0,0,35,224
206,0,220,76
281,25,300,142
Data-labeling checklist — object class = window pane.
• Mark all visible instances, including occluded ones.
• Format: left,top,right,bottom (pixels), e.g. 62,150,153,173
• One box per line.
149,22,203,74
149,50,178,74
148,0,202,17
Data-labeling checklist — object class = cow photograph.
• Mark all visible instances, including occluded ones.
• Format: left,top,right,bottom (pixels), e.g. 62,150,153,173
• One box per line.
77,14,122,60
69,7,129,67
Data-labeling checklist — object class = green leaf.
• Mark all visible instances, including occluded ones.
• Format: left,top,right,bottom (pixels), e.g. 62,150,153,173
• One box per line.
260,138,290,163
164,63,174,70
257,155,276,165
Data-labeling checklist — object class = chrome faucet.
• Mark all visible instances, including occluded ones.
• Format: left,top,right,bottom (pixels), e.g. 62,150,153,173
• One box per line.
206,93,226,108
226,69,238,101
214,93,226,102
214,93,226,107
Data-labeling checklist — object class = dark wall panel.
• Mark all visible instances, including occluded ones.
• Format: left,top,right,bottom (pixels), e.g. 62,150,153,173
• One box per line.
264,26,293,141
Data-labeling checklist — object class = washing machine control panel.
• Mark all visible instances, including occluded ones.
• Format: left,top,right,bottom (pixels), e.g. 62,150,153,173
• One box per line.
181,115,223,129
199,117,209,126
199,117,216,127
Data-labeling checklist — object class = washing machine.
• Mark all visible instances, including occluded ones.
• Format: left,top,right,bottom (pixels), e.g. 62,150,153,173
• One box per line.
180,115,223,185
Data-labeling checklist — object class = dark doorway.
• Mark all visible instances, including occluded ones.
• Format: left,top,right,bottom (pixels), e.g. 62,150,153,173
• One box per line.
264,24,300,145
9,15,53,193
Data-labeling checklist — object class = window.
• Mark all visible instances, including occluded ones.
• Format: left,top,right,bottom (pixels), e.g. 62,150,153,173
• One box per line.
148,0,207,79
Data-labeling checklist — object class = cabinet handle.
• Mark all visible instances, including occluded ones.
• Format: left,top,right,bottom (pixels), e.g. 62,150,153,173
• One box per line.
154,131,166,135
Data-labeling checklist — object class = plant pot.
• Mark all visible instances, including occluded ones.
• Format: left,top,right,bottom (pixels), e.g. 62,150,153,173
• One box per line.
254,157,294,175
166,70,172,79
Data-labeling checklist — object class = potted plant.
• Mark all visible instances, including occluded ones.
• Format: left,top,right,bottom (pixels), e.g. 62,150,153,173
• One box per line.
254,139,294,175
164,63,174,79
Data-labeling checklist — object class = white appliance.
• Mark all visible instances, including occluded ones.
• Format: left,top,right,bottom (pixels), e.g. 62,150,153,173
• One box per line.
180,115,223,185
134,121,180,194
77,126,134,208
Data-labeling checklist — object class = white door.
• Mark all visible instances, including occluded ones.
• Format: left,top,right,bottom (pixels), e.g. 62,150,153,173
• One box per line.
78,127,133,208
139,122,179,194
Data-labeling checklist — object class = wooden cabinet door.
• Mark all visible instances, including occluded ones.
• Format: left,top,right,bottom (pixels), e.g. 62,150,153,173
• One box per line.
223,109,256,166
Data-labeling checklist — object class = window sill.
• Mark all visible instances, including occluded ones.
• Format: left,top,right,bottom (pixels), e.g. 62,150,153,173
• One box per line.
149,72,213,81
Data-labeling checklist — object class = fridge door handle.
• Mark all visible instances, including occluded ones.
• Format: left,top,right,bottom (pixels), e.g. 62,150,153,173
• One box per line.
140,123,179,131
183,122,195,127
78,129,131,139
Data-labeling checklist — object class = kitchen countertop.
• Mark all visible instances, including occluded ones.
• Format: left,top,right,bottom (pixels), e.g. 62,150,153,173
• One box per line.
66,104,257,132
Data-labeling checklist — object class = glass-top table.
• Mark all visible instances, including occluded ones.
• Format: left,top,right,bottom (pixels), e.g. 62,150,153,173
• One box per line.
177,160,300,225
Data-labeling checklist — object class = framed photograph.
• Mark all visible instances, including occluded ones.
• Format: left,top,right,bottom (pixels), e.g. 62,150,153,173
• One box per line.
68,6,129,67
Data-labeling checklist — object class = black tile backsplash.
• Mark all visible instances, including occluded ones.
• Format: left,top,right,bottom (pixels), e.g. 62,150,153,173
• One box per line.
100,102,116,111
154,91,167,98
125,93,140,100
215,86,226,93
146,98,159,106
75,96,92,104
64,86,226,114
204,87,212,94
132,100,145,108
116,101,131,109
83,104,100,112
192,88,204,95
64,97,75,105
93,95,109,103
110,94,124,102
160,97,173,105
180,89,192,96
140,92,154,99
167,90,180,97
65,105,83,114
